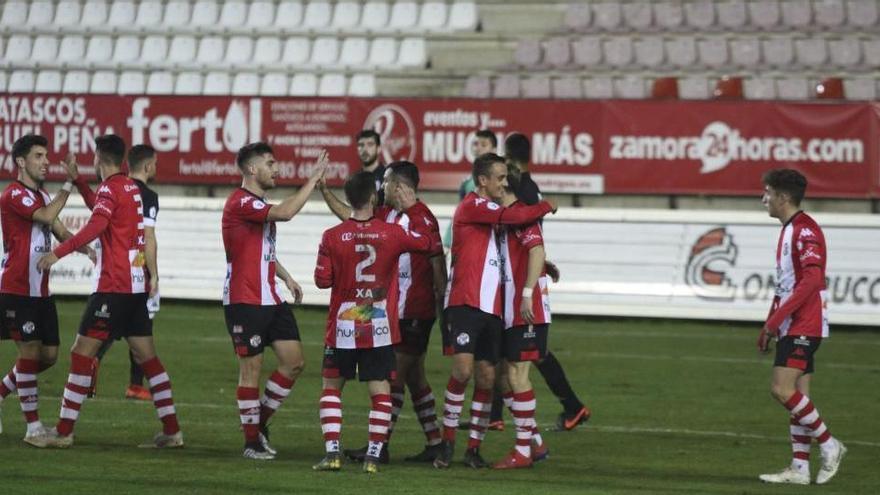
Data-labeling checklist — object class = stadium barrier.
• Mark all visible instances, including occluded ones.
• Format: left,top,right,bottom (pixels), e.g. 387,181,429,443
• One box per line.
48,197,880,327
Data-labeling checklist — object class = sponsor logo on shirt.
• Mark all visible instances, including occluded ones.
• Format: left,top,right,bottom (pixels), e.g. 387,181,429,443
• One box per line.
800,248,822,262
124,184,138,192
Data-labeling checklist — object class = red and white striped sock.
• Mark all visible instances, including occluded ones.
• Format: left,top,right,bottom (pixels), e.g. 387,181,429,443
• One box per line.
259,370,295,427
141,357,180,435
319,388,342,453
467,388,492,450
411,386,442,446
57,352,93,436
785,391,832,444
532,424,544,447
0,367,16,399
502,390,514,410
441,377,467,442
15,358,41,431
238,386,260,444
367,393,393,459
790,416,811,473
385,385,405,441
511,389,536,457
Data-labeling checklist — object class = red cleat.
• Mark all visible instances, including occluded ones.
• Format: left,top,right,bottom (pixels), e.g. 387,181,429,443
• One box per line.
493,450,533,470
125,385,152,401
487,420,505,431
531,440,549,462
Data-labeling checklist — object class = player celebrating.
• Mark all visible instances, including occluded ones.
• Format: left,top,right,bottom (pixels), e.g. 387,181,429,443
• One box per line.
320,162,447,464
435,153,556,469
222,143,328,460
757,169,846,485
313,171,432,474
36,134,182,449
0,135,85,444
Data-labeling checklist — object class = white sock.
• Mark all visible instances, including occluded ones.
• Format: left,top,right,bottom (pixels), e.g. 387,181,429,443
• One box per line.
26,421,44,435
791,459,809,474
819,437,838,458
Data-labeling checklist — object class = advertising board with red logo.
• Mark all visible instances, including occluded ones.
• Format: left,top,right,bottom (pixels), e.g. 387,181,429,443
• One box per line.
1,94,877,197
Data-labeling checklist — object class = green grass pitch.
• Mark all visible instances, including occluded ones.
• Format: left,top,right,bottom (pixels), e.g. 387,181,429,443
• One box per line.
0,299,877,494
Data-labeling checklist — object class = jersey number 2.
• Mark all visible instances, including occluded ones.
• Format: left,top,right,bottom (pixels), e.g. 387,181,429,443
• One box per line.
355,244,376,282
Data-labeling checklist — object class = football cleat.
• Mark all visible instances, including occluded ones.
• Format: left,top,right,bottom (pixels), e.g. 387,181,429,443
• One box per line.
43,427,74,449
493,450,533,470
487,420,505,432
404,443,442,462
363,456,380,474
554,406,591,431
258,424,277,456
816,439,847,485
344,444,389,464
312,453,342,471
125,385,152,401
243,443,275,460
462,447,489,469
759,467,810,485
23,427,50,448
531,440,550,462
433,441,454,469
140,431,184,449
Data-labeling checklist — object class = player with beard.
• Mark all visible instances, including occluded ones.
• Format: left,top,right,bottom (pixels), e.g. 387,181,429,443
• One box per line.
356,129,385,205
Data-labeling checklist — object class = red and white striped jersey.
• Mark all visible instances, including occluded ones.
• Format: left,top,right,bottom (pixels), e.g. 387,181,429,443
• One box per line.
314,217,431,349
0,182,52,297
445,192,553,317
500,203,551,328
768,211,829,338
376,202,443,320
89,174,148,294
221,188,282,306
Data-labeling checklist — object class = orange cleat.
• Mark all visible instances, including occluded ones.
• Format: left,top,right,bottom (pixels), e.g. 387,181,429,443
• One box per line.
487,420,505,431
125,384,152,401
556,406,591,431
493,450,533,470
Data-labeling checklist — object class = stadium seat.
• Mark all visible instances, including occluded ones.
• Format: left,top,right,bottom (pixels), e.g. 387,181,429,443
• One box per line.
246,1,275,28
651,77,679,99
303,1,332,29
4,35,32,64
678,76,710,99
748,0,781,30
369,37,398,67
86,36,114,65
90,70,117,94
8,70,35,92
544,37,572,68
310,37,340,67
118,71,146,94
564,2,592,31
113,36,141,64
388,1,419,31
168,36,198,64
219,0,248,28
203,71,231,95
398,37,426,67
622,3,653,31
493,74,521,98
348,73,376,96
191,0,220,28
141,36,169,64
165,0,192,27
275,1,304,30
232,73,260,95
654,1,685,31
420,1,448,31
713,76,744,98
31,36,59,65
846,0,878,29
583,77,614,98
777,77,809,99
332,1,361,30
282,37,311,66
717,0,748,30
361,2,390,31
795,38,828,67
62,70,89,93
174,72,203,94
815,77,844,98
54,0,82,26
147,72,174,95
254,37,282,65
197,37,225,65
35,70,62,92
814,0,845,29
572,35,602,67
828,38,861,68
339,37,369,67
58,35,86,64
514,39,542,68
225,36,254,65
0,1,28,27
744,77,776,99
762,36,795,68
260,73,288,95
27,1,54,27
289,73,318,95
448,1,478,31
593,2,622,31
684,0,716,29
81,0,108,27
552,76,583,99
107,1,136,29
462,74,491,98
730,37,761,67
318,73,347,96
603,37,634,68
135,1,163,27
521,75,551,98
634,36,665,69
614,76,647,98
665,36,697,67
843,77,877,100
780,0,812,29
697,36,729,69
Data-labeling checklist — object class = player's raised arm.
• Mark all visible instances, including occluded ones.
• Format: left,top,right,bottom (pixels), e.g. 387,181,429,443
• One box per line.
314,231,335,289
318,176,352,220
267,149,329,222
64,152,98,210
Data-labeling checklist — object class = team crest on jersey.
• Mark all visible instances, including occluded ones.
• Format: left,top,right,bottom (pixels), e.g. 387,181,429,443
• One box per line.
95,304,111,318
487,202,500,211
249,335,262,347
21,321,35,335
684,228,738,301
252,200,266,210
456,333,470,346
21,196,34,207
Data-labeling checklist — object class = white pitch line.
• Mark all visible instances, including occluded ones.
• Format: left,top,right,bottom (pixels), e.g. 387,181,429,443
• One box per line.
550,350,880,371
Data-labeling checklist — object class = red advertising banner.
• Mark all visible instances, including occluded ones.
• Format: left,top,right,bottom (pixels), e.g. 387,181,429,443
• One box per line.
1,94,877,197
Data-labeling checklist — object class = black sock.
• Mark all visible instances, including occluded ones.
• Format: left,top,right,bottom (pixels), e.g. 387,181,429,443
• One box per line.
129,350,145,386
94,338,114,361
489,390,504,422
536,351,584,415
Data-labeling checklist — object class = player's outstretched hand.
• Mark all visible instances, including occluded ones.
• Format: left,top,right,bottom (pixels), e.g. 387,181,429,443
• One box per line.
396,183,417,210
520,296,534,324
37,253,59,272
545,260,560,283
286,278,303,304
62,152,78,181
757,327,772,353
311,149,329,179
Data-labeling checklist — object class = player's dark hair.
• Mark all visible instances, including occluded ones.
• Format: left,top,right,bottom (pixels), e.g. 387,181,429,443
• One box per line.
12,134,48,162
506,161,522,193
128,144,156,171
344,171,377,210
505,133,530,165
388,161,420,189
473,152,505,184
475,129,497,148
236,142,274,171
356,129,381,146
95,134,127,166
762,168,808,206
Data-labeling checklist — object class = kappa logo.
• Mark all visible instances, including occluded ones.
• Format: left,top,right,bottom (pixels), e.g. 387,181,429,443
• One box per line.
98,185,111,194
684,228,738,301
240,196,253,206
363,104,417,164
21,321,35,335
232,325,243,334
95,304,111,318
11,189,21,197
794,336,811,347
799,228,816,239
249,335,262,347
5,310,15,318
456,332,470,346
